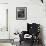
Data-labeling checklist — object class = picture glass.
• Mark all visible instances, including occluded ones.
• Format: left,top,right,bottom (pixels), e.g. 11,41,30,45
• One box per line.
16,7,27,20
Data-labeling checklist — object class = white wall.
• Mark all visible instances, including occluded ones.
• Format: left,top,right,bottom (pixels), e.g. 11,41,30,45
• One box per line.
8,0,46,46
0,4,9,39
9,0,44,35
0,0,8,3
0,0,13,46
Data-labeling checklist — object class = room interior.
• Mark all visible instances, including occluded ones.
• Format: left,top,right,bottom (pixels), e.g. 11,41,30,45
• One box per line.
0,0,46,46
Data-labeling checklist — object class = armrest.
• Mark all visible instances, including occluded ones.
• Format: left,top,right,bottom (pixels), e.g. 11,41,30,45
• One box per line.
22,31,28,35
19,31,27,41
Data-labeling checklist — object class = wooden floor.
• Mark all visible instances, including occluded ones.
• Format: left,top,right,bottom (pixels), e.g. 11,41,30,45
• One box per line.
0,39,14,43
19,41,43,46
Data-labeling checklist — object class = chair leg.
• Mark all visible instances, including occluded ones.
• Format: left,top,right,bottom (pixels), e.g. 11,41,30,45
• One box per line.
20,41,21,45
30,39,34,46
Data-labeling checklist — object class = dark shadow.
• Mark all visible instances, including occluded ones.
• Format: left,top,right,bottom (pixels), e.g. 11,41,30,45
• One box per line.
39,25,45,46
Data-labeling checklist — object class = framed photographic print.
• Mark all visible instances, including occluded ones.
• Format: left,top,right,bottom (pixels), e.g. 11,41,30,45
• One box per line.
16,7,27,20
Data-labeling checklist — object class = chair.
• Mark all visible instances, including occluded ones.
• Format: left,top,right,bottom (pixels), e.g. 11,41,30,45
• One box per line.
19,23,40,45
27,23,40,43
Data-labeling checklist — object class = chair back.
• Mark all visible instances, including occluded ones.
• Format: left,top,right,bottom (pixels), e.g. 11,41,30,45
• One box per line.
27,23,40,36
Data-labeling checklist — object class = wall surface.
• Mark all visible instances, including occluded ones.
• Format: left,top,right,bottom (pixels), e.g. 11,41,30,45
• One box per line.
0,0,13,46
0,0,12,46
0,3,9,39
9,0,46,45
0,0,8,3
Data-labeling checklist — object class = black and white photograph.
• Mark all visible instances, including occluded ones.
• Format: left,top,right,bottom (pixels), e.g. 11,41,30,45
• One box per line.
0,0,46,46
16,7,27,20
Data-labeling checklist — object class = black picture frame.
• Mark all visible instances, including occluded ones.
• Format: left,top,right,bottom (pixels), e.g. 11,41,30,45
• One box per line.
16,7,27,20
